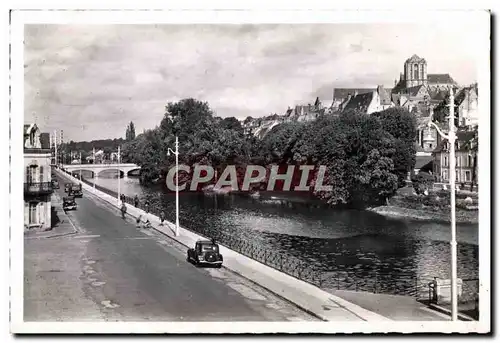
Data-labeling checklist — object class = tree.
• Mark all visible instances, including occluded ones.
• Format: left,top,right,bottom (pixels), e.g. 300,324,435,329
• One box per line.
220,117,243,132
411,171,434,195
125,121,136,141
372,107,417,188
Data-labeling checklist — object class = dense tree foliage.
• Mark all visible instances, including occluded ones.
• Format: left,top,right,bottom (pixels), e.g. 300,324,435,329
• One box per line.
125,121,136,141
118,98,418,208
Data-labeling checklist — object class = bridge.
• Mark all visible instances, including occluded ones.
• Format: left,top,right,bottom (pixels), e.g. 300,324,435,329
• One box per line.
61,163,141,178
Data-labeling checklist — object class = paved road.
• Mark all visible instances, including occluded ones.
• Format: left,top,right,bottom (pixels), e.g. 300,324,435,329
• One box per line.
24,174,317,322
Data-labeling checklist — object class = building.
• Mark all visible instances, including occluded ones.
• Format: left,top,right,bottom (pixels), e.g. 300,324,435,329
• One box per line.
432,130,477,186
24,123,53,231
341,86,394,114
284,97,325,122
392,54,458,92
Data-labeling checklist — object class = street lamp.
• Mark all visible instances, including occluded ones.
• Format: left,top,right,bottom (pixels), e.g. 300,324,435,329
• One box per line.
92,147,96,192
167,136,180,237
117,146,121,203
427,87,458,321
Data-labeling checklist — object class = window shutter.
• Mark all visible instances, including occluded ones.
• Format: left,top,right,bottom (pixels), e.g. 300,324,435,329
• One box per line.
39,166,44,182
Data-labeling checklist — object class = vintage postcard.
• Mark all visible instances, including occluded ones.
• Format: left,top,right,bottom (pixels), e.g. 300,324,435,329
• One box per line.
10,9,491,334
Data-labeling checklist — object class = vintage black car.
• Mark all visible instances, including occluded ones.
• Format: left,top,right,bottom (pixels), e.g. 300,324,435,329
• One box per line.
69,184,83,197
62,196,77,211
187,239,223,268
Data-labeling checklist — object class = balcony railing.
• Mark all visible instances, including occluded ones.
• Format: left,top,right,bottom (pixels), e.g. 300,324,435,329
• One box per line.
24,148,52,154
24,182,53,195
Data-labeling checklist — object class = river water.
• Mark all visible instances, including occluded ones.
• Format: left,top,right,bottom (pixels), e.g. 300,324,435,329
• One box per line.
88,173,479,297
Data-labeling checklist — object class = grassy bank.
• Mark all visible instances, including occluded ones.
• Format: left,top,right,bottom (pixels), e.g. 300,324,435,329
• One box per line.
369,205,478,224
369,190,479,224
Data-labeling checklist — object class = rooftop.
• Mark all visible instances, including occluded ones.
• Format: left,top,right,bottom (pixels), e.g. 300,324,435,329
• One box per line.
428,74,456,84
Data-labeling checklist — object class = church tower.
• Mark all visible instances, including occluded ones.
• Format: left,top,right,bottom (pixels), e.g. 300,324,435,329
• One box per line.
404,54,428,88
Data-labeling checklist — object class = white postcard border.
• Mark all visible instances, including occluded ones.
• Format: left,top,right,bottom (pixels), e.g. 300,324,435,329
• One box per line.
10,8,491,334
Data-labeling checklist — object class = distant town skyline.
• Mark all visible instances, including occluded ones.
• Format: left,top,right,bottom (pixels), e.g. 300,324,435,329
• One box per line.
25,23,481,141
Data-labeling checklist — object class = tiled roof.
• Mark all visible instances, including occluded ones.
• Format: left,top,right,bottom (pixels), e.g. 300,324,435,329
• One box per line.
333,88,374,100
343,92,374,113
415,155,433,170
433,130,476,153
429,89,448,101
406,85,425,97
428,74,456,84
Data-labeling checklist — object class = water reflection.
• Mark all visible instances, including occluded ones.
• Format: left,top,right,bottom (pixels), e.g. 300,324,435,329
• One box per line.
90,176,479,295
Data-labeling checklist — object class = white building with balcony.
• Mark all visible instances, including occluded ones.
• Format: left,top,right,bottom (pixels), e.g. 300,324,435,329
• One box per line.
24,123,53,231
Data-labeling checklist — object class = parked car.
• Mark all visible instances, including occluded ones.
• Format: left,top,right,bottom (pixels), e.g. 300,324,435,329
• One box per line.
187,239,223,268
69,184,83,197
62,196,77,211
51,180,60,189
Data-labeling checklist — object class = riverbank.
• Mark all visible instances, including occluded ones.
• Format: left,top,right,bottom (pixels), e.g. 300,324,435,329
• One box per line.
369,205,478,224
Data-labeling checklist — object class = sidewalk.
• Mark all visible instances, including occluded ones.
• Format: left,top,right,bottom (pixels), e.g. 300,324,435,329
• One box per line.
327,290,450,321
24,191,78,239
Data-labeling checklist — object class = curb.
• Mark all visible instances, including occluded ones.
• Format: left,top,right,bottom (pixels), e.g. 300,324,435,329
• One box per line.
428,303,476,321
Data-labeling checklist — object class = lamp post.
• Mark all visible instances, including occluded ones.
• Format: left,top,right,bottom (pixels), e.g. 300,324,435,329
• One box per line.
79,152,82,180
167,136,180,237
92,147,96,192
117,146,121,203
427,87,457,321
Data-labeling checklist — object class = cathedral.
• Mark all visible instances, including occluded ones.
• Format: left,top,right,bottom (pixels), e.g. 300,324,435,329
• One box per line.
392,54,458,104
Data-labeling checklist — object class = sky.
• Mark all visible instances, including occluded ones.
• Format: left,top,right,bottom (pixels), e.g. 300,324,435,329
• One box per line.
24,23,482,142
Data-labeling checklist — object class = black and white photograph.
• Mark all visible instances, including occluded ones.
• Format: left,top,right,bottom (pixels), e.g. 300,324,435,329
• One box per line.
9,8,491,334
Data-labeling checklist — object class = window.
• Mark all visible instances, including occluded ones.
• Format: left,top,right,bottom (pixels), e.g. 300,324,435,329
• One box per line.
429,144,433,149
29,202,37,224
414,64,419,79
444,156,448,167
465,171,471,181
443,169,448,180
456,171,459,182
27,166,36,183
39,166,44,182
468,155,473,167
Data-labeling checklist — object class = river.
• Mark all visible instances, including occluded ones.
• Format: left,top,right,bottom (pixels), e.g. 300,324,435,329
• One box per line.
87,173,479,297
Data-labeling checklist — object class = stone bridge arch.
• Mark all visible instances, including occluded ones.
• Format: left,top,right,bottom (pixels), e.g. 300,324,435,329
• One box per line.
97,169,124,178
70,169,95,178
127,168,141,177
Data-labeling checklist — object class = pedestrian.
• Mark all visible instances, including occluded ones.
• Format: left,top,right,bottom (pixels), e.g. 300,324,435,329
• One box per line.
134,195,139,208
136,214,142,228
159,210,165,226
144,200,150,214
120,201,127,219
